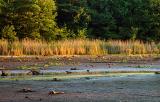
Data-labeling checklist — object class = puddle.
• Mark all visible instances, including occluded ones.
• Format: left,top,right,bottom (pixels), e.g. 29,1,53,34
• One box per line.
0,66,160,81
0,72,157,81
1,67,160,75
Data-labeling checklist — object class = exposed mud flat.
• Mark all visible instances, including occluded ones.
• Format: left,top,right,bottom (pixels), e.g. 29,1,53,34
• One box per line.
0,56,160,102
0,55,160,70
0,74,160,102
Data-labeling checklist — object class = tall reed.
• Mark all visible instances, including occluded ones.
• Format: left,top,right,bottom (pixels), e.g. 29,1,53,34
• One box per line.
0,39,159,56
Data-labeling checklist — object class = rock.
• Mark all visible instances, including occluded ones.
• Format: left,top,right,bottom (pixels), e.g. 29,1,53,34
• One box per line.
90,65,94,68
25,96,29,98
48,90,64,95
70,67,77,70
35,57,40,60
19,88,35,93
106,63,112,68
66,71,72,74
155,72,160,74
27,70,40,75
52,78,61,81
85,77,91,80
32,70,40,75
1,70,8,76
39,98,42,101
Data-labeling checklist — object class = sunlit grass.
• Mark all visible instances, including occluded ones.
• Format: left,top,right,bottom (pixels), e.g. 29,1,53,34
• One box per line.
0,39,160,56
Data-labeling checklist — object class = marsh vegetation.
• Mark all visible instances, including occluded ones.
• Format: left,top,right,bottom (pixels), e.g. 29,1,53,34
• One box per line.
0,39,160,56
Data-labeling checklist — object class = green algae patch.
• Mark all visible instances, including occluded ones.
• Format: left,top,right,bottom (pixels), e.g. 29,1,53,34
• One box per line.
0,73,155,81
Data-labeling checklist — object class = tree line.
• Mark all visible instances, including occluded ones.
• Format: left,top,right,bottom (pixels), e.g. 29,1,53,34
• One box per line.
0,0,160,41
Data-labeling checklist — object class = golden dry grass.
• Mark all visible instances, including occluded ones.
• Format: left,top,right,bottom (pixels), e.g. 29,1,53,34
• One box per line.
0,39,159,56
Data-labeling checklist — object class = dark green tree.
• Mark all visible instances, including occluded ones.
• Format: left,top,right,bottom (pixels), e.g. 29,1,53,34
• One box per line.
57,0,90,38
145,0,160,41
86,0,116,39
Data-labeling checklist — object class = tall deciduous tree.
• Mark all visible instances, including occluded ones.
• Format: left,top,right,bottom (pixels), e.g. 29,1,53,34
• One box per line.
13,0,57,40
0,0,57,41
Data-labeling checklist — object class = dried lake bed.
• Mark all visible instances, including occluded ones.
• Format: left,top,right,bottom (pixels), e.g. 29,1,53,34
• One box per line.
0,73,160,102
0,56,160,102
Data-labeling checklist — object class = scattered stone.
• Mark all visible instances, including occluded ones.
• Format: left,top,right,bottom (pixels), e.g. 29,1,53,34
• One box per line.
85,77,91,80
155,72,160,74
52,78,61,81
39,98,42,101
35,57,40,60
27,70,40,75
19,88,35,93
85,65,88,67
117,87,124,89
1,70,8,76
66,71,72,74
48,90,64,95
92,82,96,84
70,67,77,70
106,63,112,68
25,96,29,98
90,65,94,68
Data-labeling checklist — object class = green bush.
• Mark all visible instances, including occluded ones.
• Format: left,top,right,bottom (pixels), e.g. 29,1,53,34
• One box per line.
1,25,17,41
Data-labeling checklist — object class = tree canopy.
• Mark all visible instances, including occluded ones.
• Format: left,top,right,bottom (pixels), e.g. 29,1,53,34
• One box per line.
0,0,160,41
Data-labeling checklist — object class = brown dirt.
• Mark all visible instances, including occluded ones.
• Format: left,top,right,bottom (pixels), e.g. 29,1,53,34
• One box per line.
0,55,159,70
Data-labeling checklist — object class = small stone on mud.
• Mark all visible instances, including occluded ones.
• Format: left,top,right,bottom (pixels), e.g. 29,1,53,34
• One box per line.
28,70,40,75
87,70,90,72
70,67,77,70
1,70,8,76
90,65,94,68
39,98,42,101
52,78,61,81
19,88,35,93
117,87,124,89
155,72,160,74
106,63,112,68
48,90,64,95
66,71,72,74
85,77,91,80
92,82,95,84
35,57,40,60
25,96,29,98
